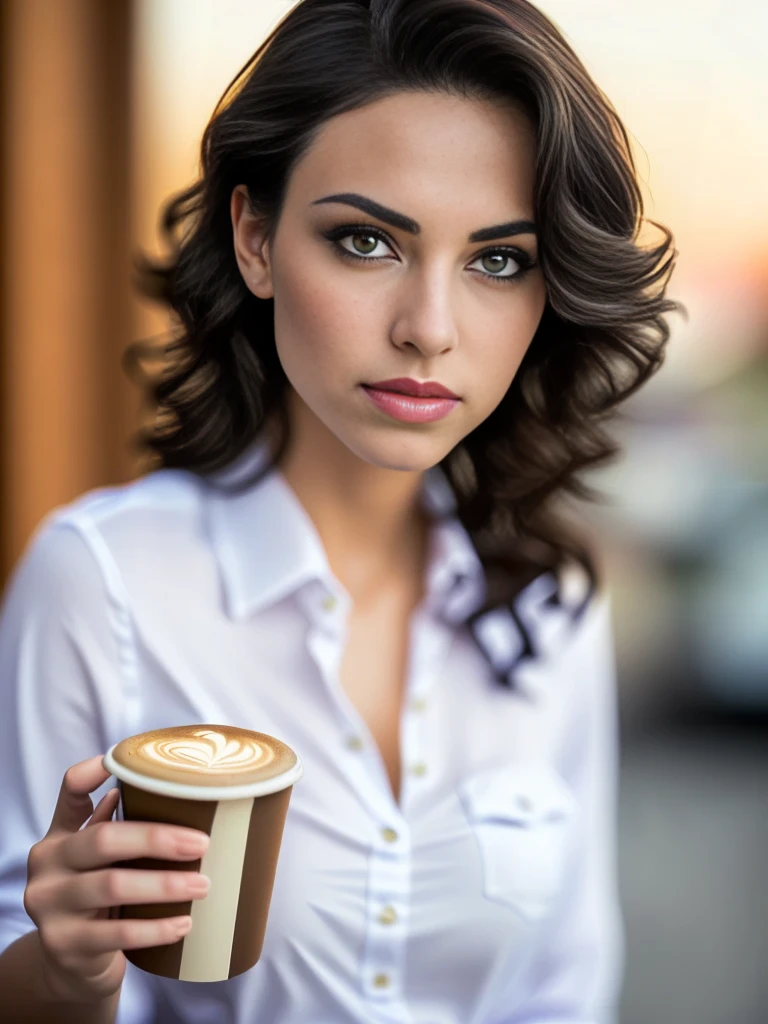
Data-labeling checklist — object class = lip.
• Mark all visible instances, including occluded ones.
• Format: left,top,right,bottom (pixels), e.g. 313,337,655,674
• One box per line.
361,384,460,424
367,377,460,399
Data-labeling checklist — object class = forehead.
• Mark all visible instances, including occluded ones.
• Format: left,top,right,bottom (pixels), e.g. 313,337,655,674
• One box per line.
286,90,538,223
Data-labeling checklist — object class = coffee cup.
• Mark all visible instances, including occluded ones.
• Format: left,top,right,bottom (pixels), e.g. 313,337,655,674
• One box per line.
102,723,302,982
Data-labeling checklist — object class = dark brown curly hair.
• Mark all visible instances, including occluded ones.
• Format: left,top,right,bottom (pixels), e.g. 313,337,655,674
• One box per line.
126,0,685,693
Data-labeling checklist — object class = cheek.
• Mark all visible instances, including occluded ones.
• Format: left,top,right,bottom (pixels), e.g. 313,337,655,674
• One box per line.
471,285,547,398
271,265,371,384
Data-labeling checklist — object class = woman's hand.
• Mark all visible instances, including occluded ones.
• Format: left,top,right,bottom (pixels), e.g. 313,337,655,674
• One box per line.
22,755,211,1003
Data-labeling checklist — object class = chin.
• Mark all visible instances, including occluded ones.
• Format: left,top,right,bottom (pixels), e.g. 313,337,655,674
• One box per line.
342,429,454,474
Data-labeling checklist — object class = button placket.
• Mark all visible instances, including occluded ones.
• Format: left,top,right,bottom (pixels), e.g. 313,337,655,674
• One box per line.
399,611,452,811
362,827,411,1003
305,586,413,866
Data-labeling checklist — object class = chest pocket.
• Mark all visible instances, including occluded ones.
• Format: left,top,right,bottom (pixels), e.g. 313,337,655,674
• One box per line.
458,761,578,924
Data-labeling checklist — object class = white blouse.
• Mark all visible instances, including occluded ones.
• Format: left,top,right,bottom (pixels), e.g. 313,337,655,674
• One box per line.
0,440,624,1024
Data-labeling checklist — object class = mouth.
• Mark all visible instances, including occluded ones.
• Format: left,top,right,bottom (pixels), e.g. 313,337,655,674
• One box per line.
360,380,461,424
365,377,460,399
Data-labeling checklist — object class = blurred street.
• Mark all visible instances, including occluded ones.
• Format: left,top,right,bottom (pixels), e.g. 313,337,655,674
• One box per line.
618,713,768,1024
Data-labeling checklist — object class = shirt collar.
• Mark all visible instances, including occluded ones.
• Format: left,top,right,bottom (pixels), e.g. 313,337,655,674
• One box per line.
204,440,486,622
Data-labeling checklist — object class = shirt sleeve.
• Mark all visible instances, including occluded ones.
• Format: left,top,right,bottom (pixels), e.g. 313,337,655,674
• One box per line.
493,589,626,1024
0,515,156,1024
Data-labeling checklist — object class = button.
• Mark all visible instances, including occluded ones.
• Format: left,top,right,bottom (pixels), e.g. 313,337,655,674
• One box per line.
378,905,398,925
516,794,534,812
409,762,428,777
346,735,364,751
381,826,399,843
321,594,337,612
372,972,391,988
410,696,428,712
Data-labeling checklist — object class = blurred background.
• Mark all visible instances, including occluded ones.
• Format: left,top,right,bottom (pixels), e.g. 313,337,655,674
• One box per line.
0,0,766,1020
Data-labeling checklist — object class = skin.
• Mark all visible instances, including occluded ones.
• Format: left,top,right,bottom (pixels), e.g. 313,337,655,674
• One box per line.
231,89,547,605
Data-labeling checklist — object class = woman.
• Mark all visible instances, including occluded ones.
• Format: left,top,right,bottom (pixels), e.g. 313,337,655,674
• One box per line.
0,1,682,1021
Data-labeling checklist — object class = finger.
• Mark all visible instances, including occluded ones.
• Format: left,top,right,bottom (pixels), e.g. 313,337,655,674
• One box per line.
50,914,193,959
62,820,210,872
83,788,120,829
56,867,209,914
48,756,111,836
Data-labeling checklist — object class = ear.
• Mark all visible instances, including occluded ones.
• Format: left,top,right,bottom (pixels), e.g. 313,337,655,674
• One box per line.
231,185,274,299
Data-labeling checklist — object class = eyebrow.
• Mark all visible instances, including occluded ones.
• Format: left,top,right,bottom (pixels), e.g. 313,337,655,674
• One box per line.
310,192,538,243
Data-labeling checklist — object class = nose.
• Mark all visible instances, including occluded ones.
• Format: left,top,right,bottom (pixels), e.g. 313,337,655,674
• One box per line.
389,263,460,358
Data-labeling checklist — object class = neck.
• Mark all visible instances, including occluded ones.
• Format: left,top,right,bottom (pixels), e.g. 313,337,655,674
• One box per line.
274,394,432,604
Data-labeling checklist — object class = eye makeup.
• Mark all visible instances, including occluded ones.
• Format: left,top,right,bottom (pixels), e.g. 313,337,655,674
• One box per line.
319,223,538,286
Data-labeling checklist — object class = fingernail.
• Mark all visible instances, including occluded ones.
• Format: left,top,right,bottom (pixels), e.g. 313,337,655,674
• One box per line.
177,834,210,856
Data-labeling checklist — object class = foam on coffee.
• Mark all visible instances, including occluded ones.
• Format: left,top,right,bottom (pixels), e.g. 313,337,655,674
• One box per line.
110,724,297,788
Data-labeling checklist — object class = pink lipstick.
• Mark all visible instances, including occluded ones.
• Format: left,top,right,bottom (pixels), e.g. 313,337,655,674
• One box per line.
361,377,461,424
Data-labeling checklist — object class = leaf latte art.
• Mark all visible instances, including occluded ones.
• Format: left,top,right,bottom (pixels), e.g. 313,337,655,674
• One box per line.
139,729,273,774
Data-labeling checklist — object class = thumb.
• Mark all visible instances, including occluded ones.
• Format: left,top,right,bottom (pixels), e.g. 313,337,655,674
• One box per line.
47,754,111,835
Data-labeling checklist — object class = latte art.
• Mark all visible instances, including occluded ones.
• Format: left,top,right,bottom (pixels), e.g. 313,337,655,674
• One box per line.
140,730,273,774
109,723,298,789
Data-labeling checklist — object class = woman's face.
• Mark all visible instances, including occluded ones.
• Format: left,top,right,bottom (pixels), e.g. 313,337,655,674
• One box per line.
232,89,547,472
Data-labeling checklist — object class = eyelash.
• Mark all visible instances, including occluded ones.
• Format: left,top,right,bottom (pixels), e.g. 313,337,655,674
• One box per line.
321,223,537,285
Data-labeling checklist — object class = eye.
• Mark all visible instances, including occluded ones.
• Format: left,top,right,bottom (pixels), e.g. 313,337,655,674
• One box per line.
323,225,397,263
322,223,537,284
468,248,536,284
